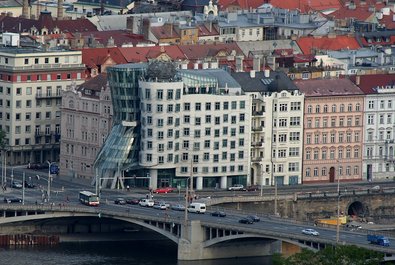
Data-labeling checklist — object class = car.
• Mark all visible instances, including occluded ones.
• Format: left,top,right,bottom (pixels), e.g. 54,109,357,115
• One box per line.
246,185,260,192
211,211,226,217
126,198,140,205
12,181,23,189
153,203,167,210
114,198,126,205
24,181,36,189
171,204,186,211
239,217,254,224
139,199,154,207
228,184,246,191
4,197,22,203
302,228,320,236
247,215,260,222
153,187,174,194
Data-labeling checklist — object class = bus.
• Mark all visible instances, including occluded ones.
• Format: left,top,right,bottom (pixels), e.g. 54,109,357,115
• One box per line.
79,191,100,206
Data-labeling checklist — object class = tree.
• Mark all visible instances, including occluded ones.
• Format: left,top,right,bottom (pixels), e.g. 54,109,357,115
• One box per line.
273,245,386,265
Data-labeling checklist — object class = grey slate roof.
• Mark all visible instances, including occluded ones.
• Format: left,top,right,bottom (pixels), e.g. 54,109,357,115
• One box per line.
231,70,297,93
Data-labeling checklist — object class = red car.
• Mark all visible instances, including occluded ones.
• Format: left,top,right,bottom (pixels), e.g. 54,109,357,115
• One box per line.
153,187,175,194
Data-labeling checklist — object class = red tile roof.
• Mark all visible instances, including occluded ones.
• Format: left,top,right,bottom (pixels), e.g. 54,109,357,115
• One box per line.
0,11,97,34
296,35,361,54
269,0,342,13
294,78,363,97
118,45,185,62
349,74,395,94
178,42,245,60
150,25,180,40
327,0,386,20
81,47,128,67
358,34,395,47
218,0,266,10
75,30,147,47
198,23,219,37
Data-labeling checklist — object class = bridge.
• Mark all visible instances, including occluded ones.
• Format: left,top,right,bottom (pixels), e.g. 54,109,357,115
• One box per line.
0,204,394,261
205,186,395,223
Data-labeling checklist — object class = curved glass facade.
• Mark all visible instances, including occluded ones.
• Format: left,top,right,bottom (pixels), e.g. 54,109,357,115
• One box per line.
94,64,146,188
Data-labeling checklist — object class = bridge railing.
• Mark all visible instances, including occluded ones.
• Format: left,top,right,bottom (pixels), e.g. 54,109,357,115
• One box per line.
0,204,184,225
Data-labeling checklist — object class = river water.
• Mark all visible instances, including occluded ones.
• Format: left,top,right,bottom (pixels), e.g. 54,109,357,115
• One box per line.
0,241,273,265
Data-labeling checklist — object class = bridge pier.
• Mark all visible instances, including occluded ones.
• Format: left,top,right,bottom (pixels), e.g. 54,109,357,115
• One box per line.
178,220,281,261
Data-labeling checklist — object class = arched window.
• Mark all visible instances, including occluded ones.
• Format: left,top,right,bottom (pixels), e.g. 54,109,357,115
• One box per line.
315,105,320,113
307,105,312,113
348,103,353,112
323,104,328,113
332,104,336,113
340,104,345,112
68,100,74,108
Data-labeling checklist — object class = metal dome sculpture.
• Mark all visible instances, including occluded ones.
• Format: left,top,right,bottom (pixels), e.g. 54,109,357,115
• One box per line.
146,60,177,81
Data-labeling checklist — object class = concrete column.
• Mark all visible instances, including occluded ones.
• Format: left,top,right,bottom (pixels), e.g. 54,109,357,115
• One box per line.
178,220,282,260
196,176,203,190
149,169,158,190
220,176,227,189
178,220,205,260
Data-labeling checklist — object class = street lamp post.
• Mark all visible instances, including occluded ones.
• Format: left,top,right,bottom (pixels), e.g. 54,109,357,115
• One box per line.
22,172,25,205
46,161,53,202
10,167,14,188
336,162,341,244
184,159,193,227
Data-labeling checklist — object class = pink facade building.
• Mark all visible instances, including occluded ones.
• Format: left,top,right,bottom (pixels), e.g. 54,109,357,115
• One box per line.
295,79,364,184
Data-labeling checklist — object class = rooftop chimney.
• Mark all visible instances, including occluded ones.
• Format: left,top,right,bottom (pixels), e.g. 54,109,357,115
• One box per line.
57,0,64,19
22,0,29,19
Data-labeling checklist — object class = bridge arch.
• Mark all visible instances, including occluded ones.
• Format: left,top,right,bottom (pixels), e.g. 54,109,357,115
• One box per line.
347,201,369,217
0,212,180,244
203,233,322,252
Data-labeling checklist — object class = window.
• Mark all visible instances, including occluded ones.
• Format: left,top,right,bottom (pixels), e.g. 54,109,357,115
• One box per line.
307,105,312,113
315,105,320,113
157,89,163,100
368,100,374,109
279,103,287,111
367,115,374,125
167,90,173,100
290,117,300,126
289,132,300,141
290,102,301,111
289,147,299,156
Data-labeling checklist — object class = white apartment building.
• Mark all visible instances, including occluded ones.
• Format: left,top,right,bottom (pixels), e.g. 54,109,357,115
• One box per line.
232,70,304,186
60,74,112,180
250,90,304,186
0,37,85,166
138,63,252,190
363,85,395,181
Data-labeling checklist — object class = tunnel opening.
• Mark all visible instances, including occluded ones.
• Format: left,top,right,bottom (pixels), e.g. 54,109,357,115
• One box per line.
348,201,367,218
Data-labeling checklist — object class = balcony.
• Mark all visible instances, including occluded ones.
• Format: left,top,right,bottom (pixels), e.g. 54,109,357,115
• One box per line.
253,110,264,116
36,93,62,99
252,141,263,147
251,157,263,162
252,126,263,132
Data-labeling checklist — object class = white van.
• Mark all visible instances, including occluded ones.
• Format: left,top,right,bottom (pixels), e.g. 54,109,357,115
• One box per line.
187,202,206,214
